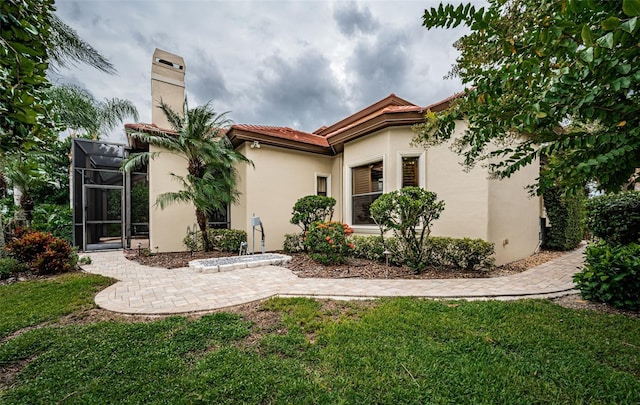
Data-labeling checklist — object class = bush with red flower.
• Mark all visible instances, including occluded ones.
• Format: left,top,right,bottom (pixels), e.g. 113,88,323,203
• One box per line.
5,229,77,275
304,221,354,265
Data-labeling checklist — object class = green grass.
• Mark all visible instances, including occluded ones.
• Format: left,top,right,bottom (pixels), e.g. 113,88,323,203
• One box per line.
0,272,114,339
1,279,639,403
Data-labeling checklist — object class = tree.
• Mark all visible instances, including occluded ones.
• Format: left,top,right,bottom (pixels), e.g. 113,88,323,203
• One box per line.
416,0,640,193
1,1,116,152
0,0,55,153
1,154,47,223
123,100,252,251
370,187,445,273
290,195,336,233
47,84,138,139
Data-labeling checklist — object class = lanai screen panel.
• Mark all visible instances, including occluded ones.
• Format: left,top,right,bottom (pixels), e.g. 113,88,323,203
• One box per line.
72,139,126,250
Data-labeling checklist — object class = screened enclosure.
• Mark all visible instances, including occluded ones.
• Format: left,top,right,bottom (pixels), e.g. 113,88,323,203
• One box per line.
72,139,148,251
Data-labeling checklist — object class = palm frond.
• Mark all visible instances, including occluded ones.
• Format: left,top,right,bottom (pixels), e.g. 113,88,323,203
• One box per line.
97,98,139,134
126,130,182,153
157,99,184,131
121,151,160,173
49,14,116,74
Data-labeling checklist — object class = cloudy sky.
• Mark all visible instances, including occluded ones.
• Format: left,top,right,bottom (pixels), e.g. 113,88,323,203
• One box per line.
51,0,470,142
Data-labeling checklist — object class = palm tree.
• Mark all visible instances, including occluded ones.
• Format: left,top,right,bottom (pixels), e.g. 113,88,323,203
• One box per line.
1,154,47,224
123,100,252,251
47,84,139,139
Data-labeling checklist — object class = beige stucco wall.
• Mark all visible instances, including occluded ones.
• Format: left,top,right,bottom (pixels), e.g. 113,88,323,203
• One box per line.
342,125,489,241
231,143,337,252
487,156,541,265
146,122,540,263
342,127,425,234
148,145,197,252
425,122,490,240
151,49,185,128
340,123,539,265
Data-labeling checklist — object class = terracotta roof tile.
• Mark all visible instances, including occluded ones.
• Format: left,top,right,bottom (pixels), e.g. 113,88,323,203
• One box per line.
231,124,329,147
125,122,172,133
323,104,426,139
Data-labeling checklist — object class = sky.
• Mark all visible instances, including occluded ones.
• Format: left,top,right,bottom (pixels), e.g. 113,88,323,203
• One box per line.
51,0,470,142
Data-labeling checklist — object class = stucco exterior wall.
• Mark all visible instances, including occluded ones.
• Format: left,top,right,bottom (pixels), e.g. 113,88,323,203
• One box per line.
231,143,336,252
342,128,391,235
340,122,539,265
151,49,185,129
426,122,490,240
487,157,541,265
148,145,196,252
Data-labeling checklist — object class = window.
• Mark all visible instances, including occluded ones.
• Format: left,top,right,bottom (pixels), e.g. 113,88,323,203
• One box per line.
402,156,419,187
317,176,328,196
352,161,383,225
208,206,230,229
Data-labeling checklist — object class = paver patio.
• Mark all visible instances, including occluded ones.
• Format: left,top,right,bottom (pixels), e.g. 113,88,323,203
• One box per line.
81,247,585,315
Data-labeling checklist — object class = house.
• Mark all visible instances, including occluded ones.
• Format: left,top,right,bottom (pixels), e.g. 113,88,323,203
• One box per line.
125,49,541,265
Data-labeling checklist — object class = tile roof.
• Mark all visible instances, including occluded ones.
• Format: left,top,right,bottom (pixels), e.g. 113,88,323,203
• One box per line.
127,92,464,155
230,124,329,147
125,122,175,134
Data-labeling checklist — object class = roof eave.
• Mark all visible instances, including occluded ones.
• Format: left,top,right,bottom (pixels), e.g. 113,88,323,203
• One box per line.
327,110,425,151
228,129,333,155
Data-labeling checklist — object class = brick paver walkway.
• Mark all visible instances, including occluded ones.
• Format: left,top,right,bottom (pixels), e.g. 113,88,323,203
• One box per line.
81,247,585,315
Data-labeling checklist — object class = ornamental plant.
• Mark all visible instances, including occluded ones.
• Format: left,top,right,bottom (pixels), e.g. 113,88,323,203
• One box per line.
573,241,640,310
5,229,76,275
290,195,336,233
304,221,354,265
370,187,445,273
585,191,640,245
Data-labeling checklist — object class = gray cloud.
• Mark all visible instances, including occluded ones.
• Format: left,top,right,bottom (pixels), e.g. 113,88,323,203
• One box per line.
347,28,412,105
185,50,230,106
53,0,466,135
333,1,380,37
248,51,349,131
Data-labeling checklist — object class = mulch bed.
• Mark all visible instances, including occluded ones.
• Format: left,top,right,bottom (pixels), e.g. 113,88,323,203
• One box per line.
124,248,568,279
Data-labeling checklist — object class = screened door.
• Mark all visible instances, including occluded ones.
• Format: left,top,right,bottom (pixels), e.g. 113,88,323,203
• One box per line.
83,185,124,250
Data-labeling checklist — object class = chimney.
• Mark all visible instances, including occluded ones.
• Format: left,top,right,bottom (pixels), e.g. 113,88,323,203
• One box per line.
151,48,185,129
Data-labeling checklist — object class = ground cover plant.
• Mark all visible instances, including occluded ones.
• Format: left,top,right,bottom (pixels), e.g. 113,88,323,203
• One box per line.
1,276,639,404
0,273,113,339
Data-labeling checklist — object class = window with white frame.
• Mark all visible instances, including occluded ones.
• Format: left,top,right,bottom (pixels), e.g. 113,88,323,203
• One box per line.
352,161,383,225
316,176,328,196
402,156,419,188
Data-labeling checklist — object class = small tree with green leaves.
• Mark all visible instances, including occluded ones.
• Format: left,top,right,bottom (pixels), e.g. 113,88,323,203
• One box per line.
290,195,336,233
370,187,445,273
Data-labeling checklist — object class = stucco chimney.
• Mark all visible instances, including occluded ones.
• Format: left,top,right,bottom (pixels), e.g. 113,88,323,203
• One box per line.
151,48,185,129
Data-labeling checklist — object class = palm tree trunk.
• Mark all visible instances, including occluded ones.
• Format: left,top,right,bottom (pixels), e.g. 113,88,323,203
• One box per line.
196,208,212,251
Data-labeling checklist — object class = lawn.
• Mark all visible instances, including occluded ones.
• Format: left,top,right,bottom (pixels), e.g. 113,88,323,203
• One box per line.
1,275,639,403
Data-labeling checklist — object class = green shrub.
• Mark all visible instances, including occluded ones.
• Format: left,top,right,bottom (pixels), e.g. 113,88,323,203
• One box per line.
585,191,640,245
350,234,494,270
31,204,73,242
370,187,445,273
542,186,585,250
426,237,495,270
283,233,305,253
5,230,76,275
573,241,640,310
350,235,403,266
290,195,336,233
0,257,27,279
304,222,354,265
183,228,247,252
